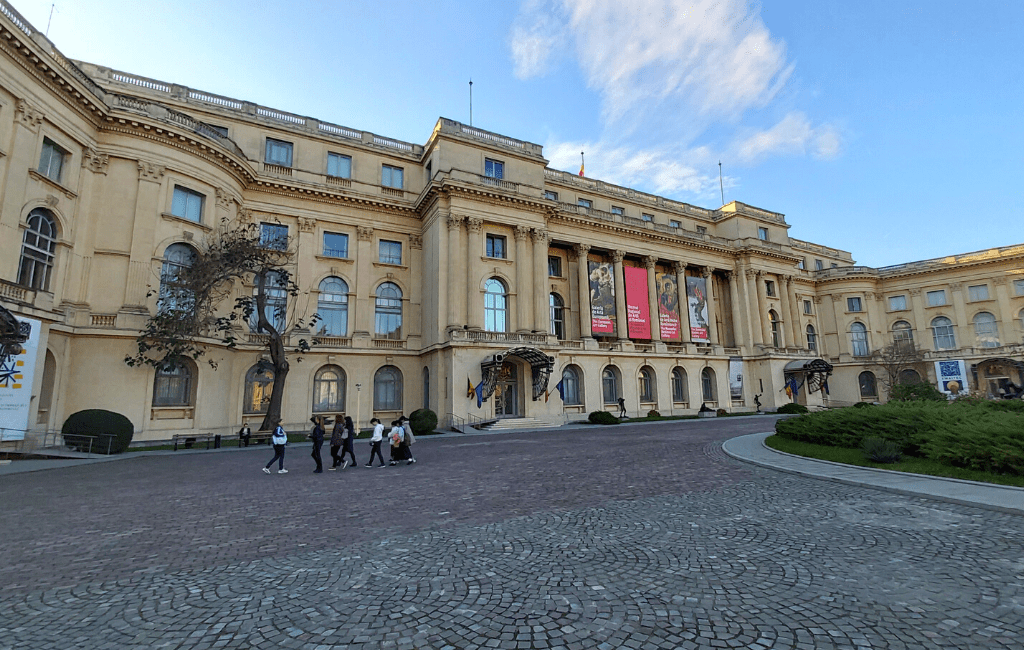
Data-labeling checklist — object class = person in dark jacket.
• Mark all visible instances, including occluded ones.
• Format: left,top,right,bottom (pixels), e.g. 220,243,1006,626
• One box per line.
238,423,252,447
309,416,325,473
339,416,358,469
328,418,343,469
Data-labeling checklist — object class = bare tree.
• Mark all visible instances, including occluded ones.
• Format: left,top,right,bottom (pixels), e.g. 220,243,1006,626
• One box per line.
870,340,925,396
126,221,316,430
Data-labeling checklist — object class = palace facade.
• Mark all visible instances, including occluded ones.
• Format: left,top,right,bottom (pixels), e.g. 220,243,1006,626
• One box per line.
1,1,1022,444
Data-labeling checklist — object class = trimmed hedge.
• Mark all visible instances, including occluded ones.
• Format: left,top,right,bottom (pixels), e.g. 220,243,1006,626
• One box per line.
890,381,947,402
409,408,437,434
776,403,808,414
62,409,134,454
589,411,620,425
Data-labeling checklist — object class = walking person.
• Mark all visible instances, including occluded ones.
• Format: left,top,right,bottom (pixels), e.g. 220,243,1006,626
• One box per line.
238,423,252,447
399,415,416,465
262,418,288,474
365,418,386,467
328,417,343,469
309,416,325,473
388,420,405,466
617,396,627,418
339,415,358,469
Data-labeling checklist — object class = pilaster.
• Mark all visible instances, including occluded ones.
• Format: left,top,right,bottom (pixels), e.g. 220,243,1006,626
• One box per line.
702,266,719,345
644,256,661,342
466,217,483,330
574,243,593,340
612,250,628,341
532,229,550,334
515,225,532,332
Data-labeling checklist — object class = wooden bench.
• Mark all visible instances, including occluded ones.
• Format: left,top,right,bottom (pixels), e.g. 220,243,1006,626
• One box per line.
244,432,274,446
172,433,220,451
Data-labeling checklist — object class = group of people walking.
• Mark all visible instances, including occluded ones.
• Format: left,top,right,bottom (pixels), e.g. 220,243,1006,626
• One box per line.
262,415,416,474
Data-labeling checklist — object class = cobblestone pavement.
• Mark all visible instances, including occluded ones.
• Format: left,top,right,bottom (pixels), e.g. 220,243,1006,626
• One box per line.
1,417,1022,649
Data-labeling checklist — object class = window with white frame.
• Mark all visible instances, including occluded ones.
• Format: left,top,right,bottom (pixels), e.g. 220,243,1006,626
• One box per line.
602,366,620,404
550,293,565,339
243,364,274,414
171,186,204,222
815,259,824,270
260,222,288,250
250,271,288,333
322,232,348,258
892,320,914,352
18,209,58,291
758,227,769,241
858,371,877,399
373,365,403,411
159,243,197,314
484,278,508,332
931,316,956,349
38,137,67,182
316,277,349,336
484,158,504,179
670,219,682,229
312,365,345,413
967,284,989,301
850,322,869,356
803,300,813,315
378,240,402,265
485,234,506,259
327,152,352,178
611,206,624,216
374,282,403,339
544,190,558,201
888,295,907,311
153,360,196,407
382,164,404,189
797,258,805,269
671,367,687,403
641,213,654,222
701,367,716,403
847,297,863,312
265,138,293,167
561,365,583,406
638,367,656,403
927,290,946,306
806,324,817,351
769,310,781,347
765,281,776,297
973,312,999,347
1015,279,1024,296
577,198,592,209
696,225,706,234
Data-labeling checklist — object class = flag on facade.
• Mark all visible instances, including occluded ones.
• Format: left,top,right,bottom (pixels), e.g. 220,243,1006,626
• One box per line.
475,380,485,408
785,382,793,399
787,376,799,399
579,151,585,177
822,379,830,395
556,379,565,401
467,377,475,399
579,161,584,177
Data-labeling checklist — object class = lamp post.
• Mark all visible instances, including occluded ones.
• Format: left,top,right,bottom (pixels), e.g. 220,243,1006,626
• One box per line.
355,383,362,431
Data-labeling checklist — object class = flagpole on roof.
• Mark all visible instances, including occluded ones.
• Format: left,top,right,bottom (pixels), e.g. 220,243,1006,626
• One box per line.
469,79,473,127
719,161,725,206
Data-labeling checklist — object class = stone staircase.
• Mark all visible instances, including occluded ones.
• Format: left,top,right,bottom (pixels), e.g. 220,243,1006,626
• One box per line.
477,417,562,431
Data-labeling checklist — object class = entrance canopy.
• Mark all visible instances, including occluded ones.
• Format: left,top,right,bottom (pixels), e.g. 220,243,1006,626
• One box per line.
479,346,556,402
783,358,833,393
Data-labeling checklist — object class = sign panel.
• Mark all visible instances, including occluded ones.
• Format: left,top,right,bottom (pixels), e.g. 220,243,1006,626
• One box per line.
0,316,40,441
656,272,681,341
685,275,710,343
588,261,616,334
729,357,744,402
934,360,968,396
624,266,651,339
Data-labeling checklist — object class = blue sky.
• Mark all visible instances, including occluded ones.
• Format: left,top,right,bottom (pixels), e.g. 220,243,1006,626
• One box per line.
13,0,1022,267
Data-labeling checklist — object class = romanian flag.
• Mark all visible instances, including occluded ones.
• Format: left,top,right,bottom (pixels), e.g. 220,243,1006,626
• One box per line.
467,377,475,399
578,161,584,177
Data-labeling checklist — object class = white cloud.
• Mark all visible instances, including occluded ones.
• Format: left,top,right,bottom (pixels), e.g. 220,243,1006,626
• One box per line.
509,0,566,79
734,112,842,163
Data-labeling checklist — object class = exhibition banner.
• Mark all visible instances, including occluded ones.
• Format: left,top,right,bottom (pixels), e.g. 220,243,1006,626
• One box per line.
0,316,40,441
656,272,681,341
588,261,616,334
729,357,744,402
934,360,968,396
685,275,710,343
624,266,651,339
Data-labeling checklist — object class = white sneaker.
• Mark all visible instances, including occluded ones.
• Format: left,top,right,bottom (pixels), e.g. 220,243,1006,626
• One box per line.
262,467,271,474
277,469,288,474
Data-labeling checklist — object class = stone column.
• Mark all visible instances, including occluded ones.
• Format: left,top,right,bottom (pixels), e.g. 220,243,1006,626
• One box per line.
612,250,628,340
644,256,661,341
124,161,166,309
514,225,533,332
865,291,884,347
726,270,745,349
776,275,791,348
702,266,719,345
908,288,928,350
949,282,969,348
466,217,484,330
992,278,1014,345
575,243,593,339
786,276,803,348
745,268,763,345
675,262,691,343
354,226,375,336
533,229,550,334
446,214,464,329
755,270,771,346
831,294,847,355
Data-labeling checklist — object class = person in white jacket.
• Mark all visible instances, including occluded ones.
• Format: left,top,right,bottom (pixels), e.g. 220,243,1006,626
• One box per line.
262,418,288,474
365,418,386,467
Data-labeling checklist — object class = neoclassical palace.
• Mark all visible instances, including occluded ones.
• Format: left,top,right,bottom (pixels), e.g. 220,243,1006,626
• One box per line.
1,2,1022,444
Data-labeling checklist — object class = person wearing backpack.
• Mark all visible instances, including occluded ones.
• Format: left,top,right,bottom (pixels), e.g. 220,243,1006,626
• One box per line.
263,418,288,474
338,415,358,469
399,415,416,465
387,420,404,466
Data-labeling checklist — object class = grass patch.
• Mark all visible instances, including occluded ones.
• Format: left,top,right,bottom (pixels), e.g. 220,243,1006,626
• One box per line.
765,434,1024,488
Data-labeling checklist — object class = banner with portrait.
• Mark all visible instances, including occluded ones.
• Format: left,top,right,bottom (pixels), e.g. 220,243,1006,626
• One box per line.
588,261,615,334
656,272,681,341
934,360,967,396
623,266,651,339
685,275,710,343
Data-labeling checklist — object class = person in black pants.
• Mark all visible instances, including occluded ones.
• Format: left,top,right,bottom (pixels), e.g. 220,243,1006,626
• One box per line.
309,416,325,473
339,416,358,468
328,418,343,469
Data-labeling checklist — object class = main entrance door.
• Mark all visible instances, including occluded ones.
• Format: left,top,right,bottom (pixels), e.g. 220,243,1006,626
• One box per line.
494,362,519,418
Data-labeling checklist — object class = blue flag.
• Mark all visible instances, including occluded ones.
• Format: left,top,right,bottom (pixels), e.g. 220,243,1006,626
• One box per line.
822,379,830,395
556,379,565,401
475,380,485,408
788,376,799,397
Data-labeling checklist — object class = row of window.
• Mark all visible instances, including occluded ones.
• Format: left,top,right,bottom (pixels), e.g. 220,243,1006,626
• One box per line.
265,138,406,188
847,313,1010,356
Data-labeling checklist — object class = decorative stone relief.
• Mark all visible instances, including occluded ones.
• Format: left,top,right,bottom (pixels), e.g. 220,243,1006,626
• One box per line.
237,207,254,224
215,188,233,210
298,217,316,233
409,234,423,250
674,261,687,276
643,256,658,270
744,268,757,280
81,148,109,174
357,226,374,241
909,288,921,296
532,229,549,245
15,99,43,131
611,250,625,264
446,214,464,230
137,161,165,182
831,294,843,302
865,291,876,300
44,194,59,207
466,218,483,234
514,225,530,241
701,266,714,279
573,243,591,259
949,282,963,291
723,270,735,280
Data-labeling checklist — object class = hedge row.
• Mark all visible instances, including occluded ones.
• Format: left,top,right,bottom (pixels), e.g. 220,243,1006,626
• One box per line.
775,400,1024,476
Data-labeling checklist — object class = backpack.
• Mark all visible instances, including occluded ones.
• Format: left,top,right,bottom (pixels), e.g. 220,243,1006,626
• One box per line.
272,426,287,445
404,425,415,445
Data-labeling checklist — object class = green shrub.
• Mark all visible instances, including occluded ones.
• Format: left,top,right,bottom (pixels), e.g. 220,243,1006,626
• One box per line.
777,403,808,414
716,408,727,417
647,409,661,418
62,409,134,454
889,381,947,402
409,408,438,434
853,401,874,408
861,437,902,463
589,411,620,425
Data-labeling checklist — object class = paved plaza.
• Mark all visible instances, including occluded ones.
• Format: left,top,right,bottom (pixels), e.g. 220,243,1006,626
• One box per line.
1,417,1022,649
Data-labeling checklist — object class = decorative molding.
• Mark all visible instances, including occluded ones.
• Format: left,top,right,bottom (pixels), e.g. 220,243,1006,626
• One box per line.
831,294,842,302
81,148,109,174
611,250,625,264
865,291,876,300
531,229,549,245
357,226,374,241
215,187,233,210
992,277,1007,286
237,207,254,224
466,217,483,234
514,225,531,241
723,270,735,280
673,261,686,275
15,99,44,131
782,274,794,284
744,268,757,280
643,255,658,270
573,243,591,258
137,160,165,182
949,282,963,291
409,234,423,250
446,214,464,231
44,194,59,207
298,217,316,233
909,288,922,296
701,266,714,279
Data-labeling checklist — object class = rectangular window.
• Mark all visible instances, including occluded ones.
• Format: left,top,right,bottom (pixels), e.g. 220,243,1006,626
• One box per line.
1015,278,1024,295
265,138,293,167
38,138,66,182
260,223,288,251
327,153,351,178
758,227,769,241
927,290,947,307
847,297,863,312
379,239,402,265
323,232,349,258
967,284,989,301
577,198,592,209
382,164,404,189
765,281,776,297
208,124,229,137
831,263,838,268
641,213,654,222
797,258,805,270
815,259,824,270
548,256,562,278
669,220,681,229
171,185,204,222
696,225,707,234
484,158,504,179
803,300,813,315
611,206,624,216
888,295,907,311
544,190,558,201
485,234,506,259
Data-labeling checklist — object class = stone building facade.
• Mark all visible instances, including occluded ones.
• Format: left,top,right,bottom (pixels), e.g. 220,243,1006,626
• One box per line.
1,2,1021,443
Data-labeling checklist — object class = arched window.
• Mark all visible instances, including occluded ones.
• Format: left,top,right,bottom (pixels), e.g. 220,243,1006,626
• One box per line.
550,293,565,339
561,365,582,406
859,371,877,399
317,277,349,336
850,322,869,357
671,367,687,403
768,310,781,348
899,369,921,385
18,208,58,291
892,320,914,352
375,282,403,339
638,366,656,403
312,365,345,413
243,364,274,414
422,367,430,410
931,316,956,350
373,365,403,411
602,366,620,405
153,360,197,407
701,367,717,403
159,243,197,314
250,271,287,333
484,278,508,332
806,324,817,352
973,312,999,348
